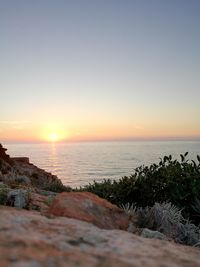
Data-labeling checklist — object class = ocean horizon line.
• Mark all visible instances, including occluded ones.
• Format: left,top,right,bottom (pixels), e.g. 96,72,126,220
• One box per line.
3,137,200,145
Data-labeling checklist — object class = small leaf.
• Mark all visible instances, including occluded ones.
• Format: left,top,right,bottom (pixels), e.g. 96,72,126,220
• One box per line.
197,155,200,162
191,160,197,168
164,156,169,163
184,152,188,157
180,154,184,162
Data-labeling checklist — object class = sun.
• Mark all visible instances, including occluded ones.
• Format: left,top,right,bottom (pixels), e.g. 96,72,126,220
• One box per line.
47,132,60,142
40,123,69,143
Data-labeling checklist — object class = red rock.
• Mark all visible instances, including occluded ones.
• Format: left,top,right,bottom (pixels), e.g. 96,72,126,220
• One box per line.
47,192,129,230
29,193,50,212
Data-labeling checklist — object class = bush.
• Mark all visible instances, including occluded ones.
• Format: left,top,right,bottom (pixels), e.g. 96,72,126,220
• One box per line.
0,184,9,205
0,189,8,204
81,153,200,224
41,180,72,193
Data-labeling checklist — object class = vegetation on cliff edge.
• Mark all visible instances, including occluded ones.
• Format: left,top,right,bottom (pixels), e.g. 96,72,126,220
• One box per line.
80,153,200,225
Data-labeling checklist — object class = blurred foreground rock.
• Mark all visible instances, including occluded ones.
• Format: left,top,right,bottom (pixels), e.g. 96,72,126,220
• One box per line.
0,205,200,267
47,191,130,230
141,228,168,240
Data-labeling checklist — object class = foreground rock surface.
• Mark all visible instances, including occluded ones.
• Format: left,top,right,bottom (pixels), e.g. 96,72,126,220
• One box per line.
0,206,200,267
47,191,130,230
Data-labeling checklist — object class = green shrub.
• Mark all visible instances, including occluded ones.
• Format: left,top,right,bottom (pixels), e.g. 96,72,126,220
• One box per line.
80,153,200,224
0,185,9,205
42,180,72,193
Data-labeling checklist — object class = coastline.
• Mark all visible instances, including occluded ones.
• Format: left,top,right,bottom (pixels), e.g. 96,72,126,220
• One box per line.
4,140,200,188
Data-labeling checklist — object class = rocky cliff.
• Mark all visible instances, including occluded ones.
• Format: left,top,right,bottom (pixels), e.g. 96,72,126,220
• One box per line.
0,143,68,191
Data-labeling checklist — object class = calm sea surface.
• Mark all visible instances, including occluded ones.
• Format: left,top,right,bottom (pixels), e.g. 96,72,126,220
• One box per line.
4,141,200,188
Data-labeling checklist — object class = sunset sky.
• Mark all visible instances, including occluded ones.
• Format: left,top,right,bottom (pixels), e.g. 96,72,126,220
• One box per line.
0,0,200,142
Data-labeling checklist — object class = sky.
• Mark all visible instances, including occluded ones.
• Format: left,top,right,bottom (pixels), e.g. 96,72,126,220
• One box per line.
0,0,200,142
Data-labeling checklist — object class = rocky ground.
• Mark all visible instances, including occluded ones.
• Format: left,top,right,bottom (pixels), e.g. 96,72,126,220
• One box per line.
0,144,200,267
1,205,200,267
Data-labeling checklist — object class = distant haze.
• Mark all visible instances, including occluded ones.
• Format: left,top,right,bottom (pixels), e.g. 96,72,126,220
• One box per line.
1,0,200,142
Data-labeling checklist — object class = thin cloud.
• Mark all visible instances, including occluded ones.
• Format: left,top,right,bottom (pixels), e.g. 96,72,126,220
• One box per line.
134,125,144,130
12,125,25,130
0,120,29,125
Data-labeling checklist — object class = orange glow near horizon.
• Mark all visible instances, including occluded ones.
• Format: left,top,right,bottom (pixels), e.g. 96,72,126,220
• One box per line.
0,120,200,143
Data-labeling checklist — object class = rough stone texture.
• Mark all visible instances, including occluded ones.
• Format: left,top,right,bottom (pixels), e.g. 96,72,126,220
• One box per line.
15,175,31,185
47,192,130,230
0,205,200,267
11,157,30,164
29,192,51,212
0,181,56,211
141,228,168,240
7,189,29,208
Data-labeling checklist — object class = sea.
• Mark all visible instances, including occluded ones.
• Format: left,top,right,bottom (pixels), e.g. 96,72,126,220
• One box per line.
4,141,200,188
